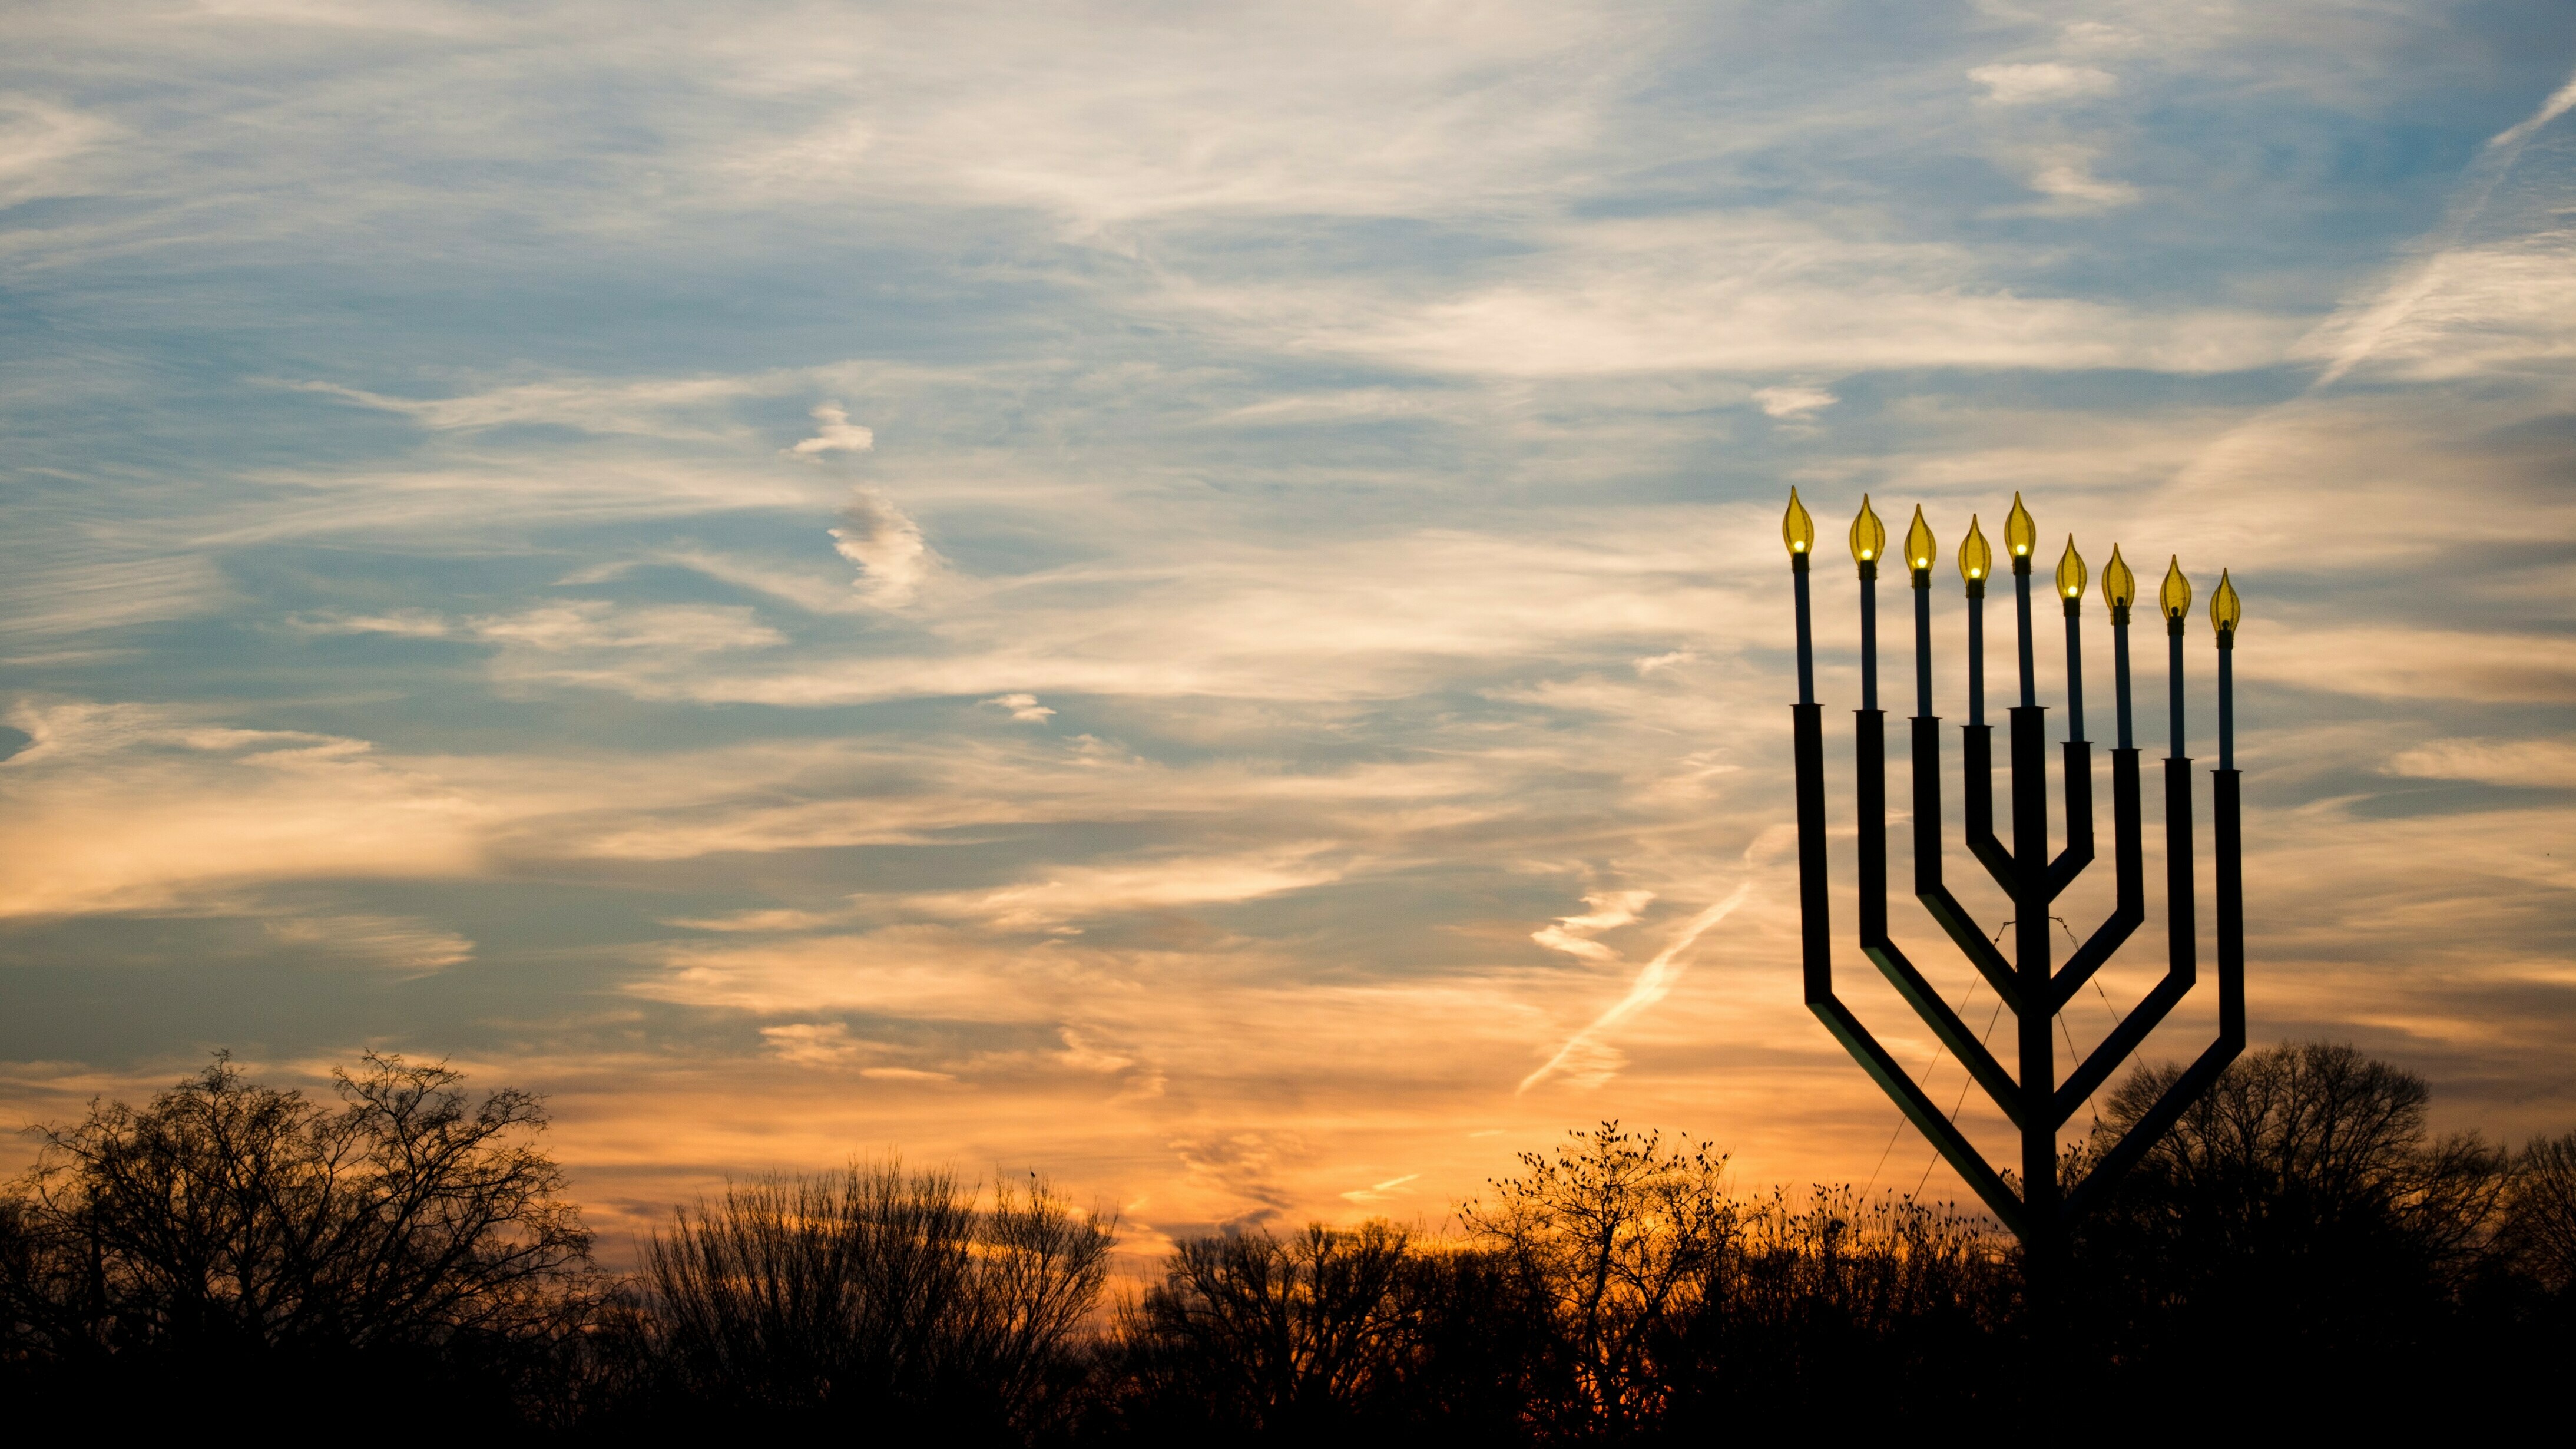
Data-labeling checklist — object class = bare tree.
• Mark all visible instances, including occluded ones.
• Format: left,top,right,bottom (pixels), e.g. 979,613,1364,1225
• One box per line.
0,1053,595,1415
1461,1123,1733,1435
2074,1040,2515,1415
628,1160,1112,1435
2501,1130,2576,1295
1114,1220,1421,1433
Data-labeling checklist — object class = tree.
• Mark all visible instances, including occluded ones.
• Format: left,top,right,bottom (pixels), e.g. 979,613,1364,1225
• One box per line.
621,1162,1112,1438
1664,1186,2009,1428
1111,1220,1425,1436
2501,1130,2576,1295
1461,1123,1733,1437
2074,1041,2510,1418
0,1053,595,1422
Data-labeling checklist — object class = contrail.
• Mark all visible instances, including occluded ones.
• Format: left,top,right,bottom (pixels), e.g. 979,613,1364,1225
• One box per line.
2311,63,2576,389
1518,881,1754,1093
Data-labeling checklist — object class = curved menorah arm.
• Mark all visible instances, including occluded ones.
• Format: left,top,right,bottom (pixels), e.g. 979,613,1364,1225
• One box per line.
1807,996,2030,1236
2047,739,2095,898
1960,724,2015,889
1862,941,2025,1127
2060,767,2244,1220
2049,755,2194,1126
2050,746,2145,1006
1910,717,2024,1012
1865,712,2021,1120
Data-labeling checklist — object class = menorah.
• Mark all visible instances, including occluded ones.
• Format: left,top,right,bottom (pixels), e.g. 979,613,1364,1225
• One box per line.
1783,488,2244,1282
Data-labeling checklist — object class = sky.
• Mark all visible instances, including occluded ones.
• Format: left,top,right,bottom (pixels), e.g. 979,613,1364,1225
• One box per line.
3,1,2573,1259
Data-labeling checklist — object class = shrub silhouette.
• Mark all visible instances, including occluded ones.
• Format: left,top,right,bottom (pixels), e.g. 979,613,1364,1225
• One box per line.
612,1162,1112,1438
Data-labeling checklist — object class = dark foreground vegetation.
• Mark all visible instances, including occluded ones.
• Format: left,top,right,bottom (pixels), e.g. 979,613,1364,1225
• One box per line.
5,1043,2572,1438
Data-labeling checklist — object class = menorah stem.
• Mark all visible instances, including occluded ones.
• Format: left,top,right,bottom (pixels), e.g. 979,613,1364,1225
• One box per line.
1789,553,1832,1005
2167,614,2186,756
2216,766,2244,1051
2165,756,2197,991
1857,563,1885,942
1967,582,1985,727
2014,559,2037,709
1859,565,1879,712
2113,610,2134,750
1793,554,1815,706
2011,704,2059,1245
1913,573,1932,716
2062,597,2086,743
2218,629,2235,770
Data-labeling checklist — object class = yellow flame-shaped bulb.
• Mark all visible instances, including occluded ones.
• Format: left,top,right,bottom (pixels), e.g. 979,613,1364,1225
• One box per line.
2005,492,2037,558
1958,516,1991,583
1904,507,1936,573
1849,495,1885,565
2055,535,2087,600
2102,545,2135,613
2211,569,2241,634
1783,488,1815,556
2160,555,2193,620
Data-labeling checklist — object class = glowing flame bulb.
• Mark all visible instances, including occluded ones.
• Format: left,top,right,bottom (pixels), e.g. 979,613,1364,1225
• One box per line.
2161,555,2193,620
2211,569,2241,634
1783,488,1815,555
2102,545,2135,613
1958,516,1991,583
2055,535,2087,600
1849,494,1885,565
2005,492,2037,558
1904,507,1936,573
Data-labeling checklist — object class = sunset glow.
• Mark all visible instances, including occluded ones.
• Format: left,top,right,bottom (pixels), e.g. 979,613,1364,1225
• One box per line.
4,2,2572,1263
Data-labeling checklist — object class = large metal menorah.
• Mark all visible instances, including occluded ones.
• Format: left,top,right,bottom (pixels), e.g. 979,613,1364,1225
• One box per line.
1783,489,2245,1281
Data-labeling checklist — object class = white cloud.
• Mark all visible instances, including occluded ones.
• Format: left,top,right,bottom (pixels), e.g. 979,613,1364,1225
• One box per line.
1969,62,2118,106
1229,217,2289,376
787,402,876,457
761,1021,865,1065
982,692,1056,722
290,375,767,439
469,601,783,654
830,487,935,607
2022,144,2139,208
288,609,454,638
0,700,488,917
0,97,110,207
263,914,473,974
2386,737,2576,790
1753,385,1837,419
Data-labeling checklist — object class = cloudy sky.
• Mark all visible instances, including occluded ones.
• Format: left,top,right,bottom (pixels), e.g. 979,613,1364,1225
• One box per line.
4,1,2572,1253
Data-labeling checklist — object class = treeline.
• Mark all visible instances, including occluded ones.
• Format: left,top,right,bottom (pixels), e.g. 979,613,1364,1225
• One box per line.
4,1044,2572,1437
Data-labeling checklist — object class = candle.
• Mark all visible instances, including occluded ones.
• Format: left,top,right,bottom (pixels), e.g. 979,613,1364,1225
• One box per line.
2057,535,2088,743
1851,496,1885,710
1784,488,1816,704
2212,570,2241,770
1959,516,1991,724
2160,557,2192,758
2007,492,2038,709
1906,507,1936,717
2103,546,2135,750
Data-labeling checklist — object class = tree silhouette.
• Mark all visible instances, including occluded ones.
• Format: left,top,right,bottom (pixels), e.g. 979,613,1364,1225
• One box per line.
0,1053,594,1424
615,1162,1111,1438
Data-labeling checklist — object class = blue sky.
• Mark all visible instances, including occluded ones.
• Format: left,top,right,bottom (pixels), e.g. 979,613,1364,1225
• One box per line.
4,1,2573,1249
